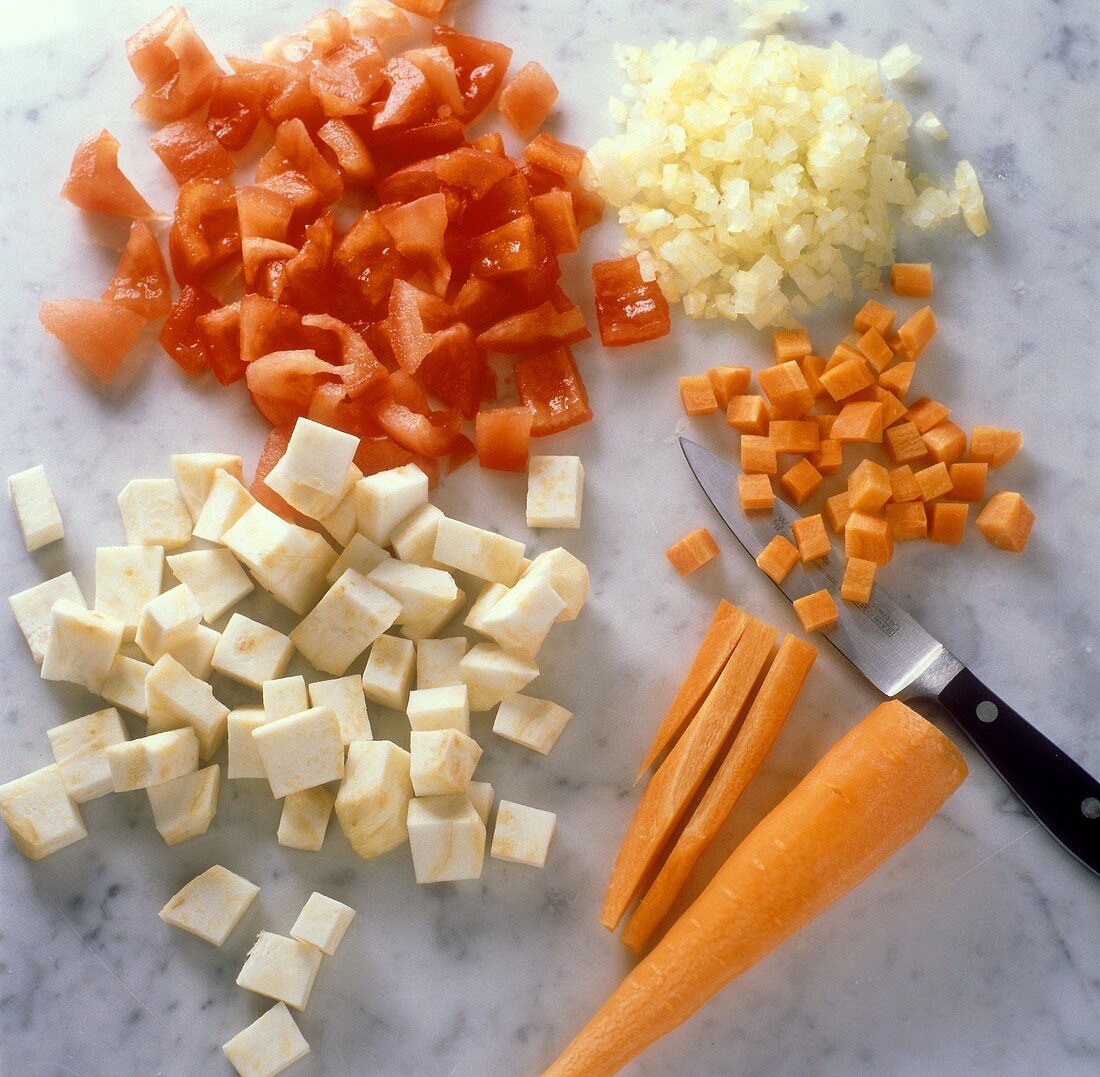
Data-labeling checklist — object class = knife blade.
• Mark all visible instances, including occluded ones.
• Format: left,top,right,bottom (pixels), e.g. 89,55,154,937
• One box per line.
680,437,1100,877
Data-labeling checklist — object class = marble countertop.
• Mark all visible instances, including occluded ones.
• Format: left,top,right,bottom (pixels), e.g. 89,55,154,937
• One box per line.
1,1,1097,1074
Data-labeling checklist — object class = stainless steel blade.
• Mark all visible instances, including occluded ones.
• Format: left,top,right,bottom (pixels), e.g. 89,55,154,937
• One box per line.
680,438,962,698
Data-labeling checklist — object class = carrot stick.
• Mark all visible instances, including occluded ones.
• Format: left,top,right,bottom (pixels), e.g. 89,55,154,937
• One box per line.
633,601,748,784
622,635,817,951
600,619,777,931
544,701,968,1077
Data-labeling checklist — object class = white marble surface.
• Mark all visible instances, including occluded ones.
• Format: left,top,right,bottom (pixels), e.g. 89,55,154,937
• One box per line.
1,1,1098,1075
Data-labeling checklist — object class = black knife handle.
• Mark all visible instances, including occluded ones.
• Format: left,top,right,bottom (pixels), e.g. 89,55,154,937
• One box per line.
938,665,1100,877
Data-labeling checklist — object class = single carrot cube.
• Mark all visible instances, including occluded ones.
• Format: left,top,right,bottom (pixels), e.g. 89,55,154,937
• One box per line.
707,366,751,409
891,263,934,298
840,557,877,604
779,458,823,506
897,306,937,359
878,361,916,399
914,461,953,501
739,473,776,512
845,511,893,565
848,459,892,512
906,397,950,434
976,491,1034,553
769,420,820,455
679,374,718,416
969,426,1023,468
832,402,884,443
827,340,864,369
823,492,852,535
741,434,777,475
885,501,928,541
875,388,908,429
923,420,967,465
756,534,799,584
793,589,838,633
666,527,720,574
888,465,922,503
852,299,896,337
791,514,830,562
726,395,769,436
815,414,837,437
845,384,880,404
885,330,908,357
858,328,894,373
884,421,929,465
800,354,828,399
820,358,875,402
927,502,969,545
808,438,843,476
772,327,812,362
757,361,813,417
948,462,988,502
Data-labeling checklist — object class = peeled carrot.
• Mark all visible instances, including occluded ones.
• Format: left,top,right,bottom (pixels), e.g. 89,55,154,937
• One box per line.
634,602,748,784
621,635,817,951
601,619,778,931
544,701,968,1077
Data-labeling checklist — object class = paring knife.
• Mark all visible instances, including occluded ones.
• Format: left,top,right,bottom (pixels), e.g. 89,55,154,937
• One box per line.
680,437,1100,877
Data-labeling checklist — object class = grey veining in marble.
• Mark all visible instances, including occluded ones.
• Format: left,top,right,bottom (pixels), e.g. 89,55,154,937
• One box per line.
1,1,1098,1075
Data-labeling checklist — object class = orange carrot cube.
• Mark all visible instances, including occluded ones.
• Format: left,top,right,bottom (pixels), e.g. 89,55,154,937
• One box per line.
741,435,777,475
888,465,922,503
815,414,837,438
927,502,969,545
852,299,896,337
948,462,988,502
726,395,769,436
707,366,752,409
976,491,1034,553
756,534,800,584
768,420,820,455
884,420,929,465
772,327,812,363
779,458,823,505
897,306,937,359
845,511,893,565
820,358,875,402
885,501,928,541
823,492,852,535
875,388,908,429
891,262,933,298
827,340,865,369
840,557,877,604
914,461,953,501
857,328,894,373
923,420,967,465
793,589,838,633
832,402,884,443
679,374,718,416
791,514,830,562
808,438,843,476
969,426,1023,468
906,397,950,434
666,528,720,574
878,361,916,399
800,354,828,399
757,361,813,417
848,459,892,512
739,473,776,511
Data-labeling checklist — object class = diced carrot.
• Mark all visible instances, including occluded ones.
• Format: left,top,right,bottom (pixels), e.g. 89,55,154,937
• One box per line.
927,502,969,545
914,462,953,502
906,397,950,434
498,61,558,135
874,388,908,429
725,395,769,436
827,340,864,368
679,374,718,416
740,435,777,475
778,459,822,506
844,384,879,405
756,535,799,584
634,602,749,783
888,465,922,503
807,438,842,476
976,492,1034,553
39,299,146,382
878,361,916,399
815,414,837,437
847,459,891,512
845,511,893,565
601,619,778,931
823,492,852,534
621,635,817,952
891,262,934,298
840,557,876,604
857,328,894,373
897,306,937,359
665,528,720,575
923,420,967,465
831,402,883,443
546,702,966,1077
791,514,829,562
969,426,1023,468
948,462,988,502
885,501,928,541
884,420,929,466
768,420,819,455
793,590,838,633
707,366,751,409
475,406,533,471
739,473,776,512
852,298,896,337
756,361,813,417
772,328,811,363
820,358,874,402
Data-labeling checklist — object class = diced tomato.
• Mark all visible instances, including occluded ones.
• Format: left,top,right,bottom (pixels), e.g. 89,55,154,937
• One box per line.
404,47,466,117
275,213,335,313
591,255,672,348
374,400,463,458
384,370,432,414
239,294,304,364
368,117,467,173
206,69,273,150
251,425,302,522
507,234,562,305
158,284,220,375
472,132,505,155
477,301,589,355
447,433,477,473
317,119,375,185
300,313,387,398
384,278,459,374
61,130,155,218
348,0,410,42
463,170,530,234
303,8,352,55
431,26,512,123
242,237,296,292
377,194,451,296
256,119,344,206
334,208,405,319
432,148,514,199
566,178,605,233
469,215,538,278
102,221,172,319
475,406,533,471
416,323,493,420
388,0,450,18
353,435,416,476
498,61,558,136
237,184,294,241
265,72,327,133
448,276,516,333
530,189,579,255
39,299,146,383
255,171,329,241
522,133,585,178
168,179,241,284
514,346,592,436
150,118,236,185
246,348,339,427
371,57,436,130
196,302,245,385
310,38,387,117
375,159,449,207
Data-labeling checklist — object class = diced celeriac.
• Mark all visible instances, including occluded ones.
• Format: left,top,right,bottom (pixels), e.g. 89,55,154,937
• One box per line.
521,548,589,622
40,600,124,693
107,727,199,791
290,892,355,954
117,478,192,549
0,764,87,860
493,694,573,755
267,459,360,521
361,633,415,710
227,707,268,780
477,574,566,658
366,559,458,626
163,622,220,680
269,418,360,497
526,456,584,529
325,532,390,586
459,644,539,712
432,517,526,585
334,740,413,859
308,677,372,744
9,572,86,665
145,654,230,759
8,465,64,550
252,706,344,798
467,780,495,825
390,503,444,565
409,729,482,796
46,707,128,803
407,795,486,883
415,637,468,690
463,582,510,636
397,586,465,642
355,464,429,546
278,786,335,852
263,676,309,722
147,763,220,845
166,548,254,623
490,800,556,867
407,685,470,734
192,469,256,544
135,583,202,662
94,545,164,640
171,453,245,522
159,864,259,946
101,654,152,717
212,614,294,689
222,1002,310,1077
316,484,359,547
237,931,323,1010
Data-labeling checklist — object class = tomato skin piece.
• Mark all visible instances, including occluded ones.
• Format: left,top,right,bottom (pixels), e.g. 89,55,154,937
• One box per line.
498,61,558,136
476,302,589,355
530,189,580,255
431,26,513,124
352,435,415,476
591,255,672,348
158,284,220,375
39,299,146,383
469,215,538,278
102,221,173,319
514,346,593,437
61,130,155,218
475,406,534,472
448,276,515,333
169,179,241,285
522,133,585,178
150,118,236,185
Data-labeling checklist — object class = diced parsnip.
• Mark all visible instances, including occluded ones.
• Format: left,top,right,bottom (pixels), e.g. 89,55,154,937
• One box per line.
679,374,718,416
459,644,539,712
707,366,751,408
491,800,556,868
820,358,874,402
927,502,969,545
211,614,293,689
222,1003,309,1077
408,685,471,734
823,492,852,534
237,931,323,1011
146,653,229,759
399,586,467,642
885,501,928,541
159,864,259,946
9,572,86,665
147,764,220,845
740,435,777,475
878,361,915,399
793,589,838,632
889,465,922,503
335,740,413,859
948,462,988,502
831,401,883,443
757,362,813,417
853,299,896,337
326,532,390,585
253,707,344,799
847,459,891,512
772,327,811,362
47,708,128,803
41,601,124,693
264,418,360,503
914,462,953,502
227,707,267,780
290,893,355,955
317,485,359,547
278,786,336,852
0,764,87,860
840,557,877,603
891,263,933,297
768,420,819,454
308,677,372,745
976,492,1034,553
665,527,720,574
884,420,929,466
135,584,202,662
969,426,1023,468
171,453,244,523
8,465,64,551
778,459,822,506
756,535,800,584
410,728,482,796
845,512,893,565
118,478,192,549
477,573,565,657
390,503,445,565
107,728,199,792
407,794,486,883
166,548,253,623
521,548,589,621
416,637,468,690
739,473,776,511
923,420,967,465
725,395,769,435
791,514,829,562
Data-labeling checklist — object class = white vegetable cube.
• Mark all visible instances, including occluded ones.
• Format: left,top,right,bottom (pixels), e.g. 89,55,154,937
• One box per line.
166,548,253,623
263,676,309,722
915,111,948,141
290,892,356,954
416,637,467,690
145,654,229,760
526,456,584,529
290,570,401,676
398,587,465,642
107,728,199,791
171,452,244,522
464,582,510,636
94,545,164,640
390,503,444,565
407,685,470,734
334,740,412,859
522,548,589,621
253,707,344,798
101,654,152,717
361,634,415,710
459,643,539,712
164,623,220,680
212,615,294,689
40,600,124,693
409,729,482,796
432,517,526,585
478,574,566,658
227,708,267,780
117,478,192,549
880,42,921,80
223,1002,309,1077
9,572,86,665
147,763,220,845
327,532,390,585
493,694,573,755
467,780,494,825
278,786,335,852
490,800,556,867
266,459,360,522
237,931,323,1010
192,468,255,544
135,584,202,662
160,864,259,946
46,707,128,803
407,795,486,883
308,677,372,744
0,765,87,860
8,465,64,551
270,418,360,498
354,464,429,546
317,485,358,547
366,559,458,626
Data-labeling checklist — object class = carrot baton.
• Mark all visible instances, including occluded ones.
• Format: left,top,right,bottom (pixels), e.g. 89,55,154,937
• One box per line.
546,701,967,1077
622,635,817,951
